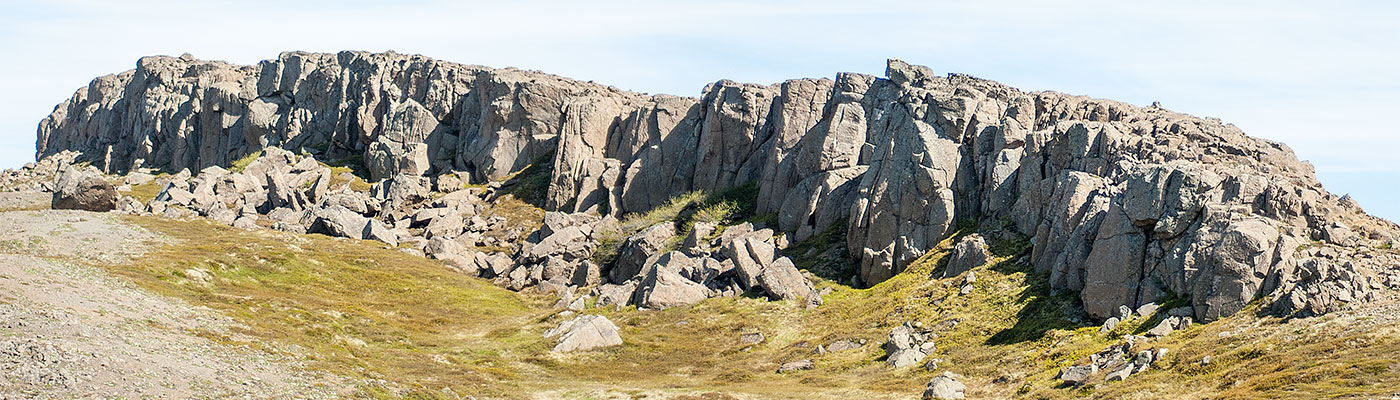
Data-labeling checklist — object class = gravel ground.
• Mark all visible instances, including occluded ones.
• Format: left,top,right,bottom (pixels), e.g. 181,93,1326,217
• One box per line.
0,194,348,399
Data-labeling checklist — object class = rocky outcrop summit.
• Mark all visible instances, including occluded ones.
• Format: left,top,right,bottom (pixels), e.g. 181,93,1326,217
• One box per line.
31,52,1400,322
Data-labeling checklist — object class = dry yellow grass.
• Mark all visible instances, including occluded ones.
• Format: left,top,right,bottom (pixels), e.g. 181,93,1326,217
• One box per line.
102,212,1400,399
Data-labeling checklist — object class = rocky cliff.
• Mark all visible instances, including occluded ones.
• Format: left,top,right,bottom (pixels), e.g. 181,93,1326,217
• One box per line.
35,52,1400,321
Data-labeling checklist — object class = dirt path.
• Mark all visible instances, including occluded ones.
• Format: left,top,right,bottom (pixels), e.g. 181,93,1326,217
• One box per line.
0,193,346,399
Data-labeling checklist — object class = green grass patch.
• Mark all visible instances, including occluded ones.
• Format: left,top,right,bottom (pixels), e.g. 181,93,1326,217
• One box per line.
126,174,170,203
90,211,1400,399
229,152,261,173
592,182,763,267
113,216,553,399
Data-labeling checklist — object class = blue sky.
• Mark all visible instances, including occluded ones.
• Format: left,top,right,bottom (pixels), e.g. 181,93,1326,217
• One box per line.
1,0,1396,222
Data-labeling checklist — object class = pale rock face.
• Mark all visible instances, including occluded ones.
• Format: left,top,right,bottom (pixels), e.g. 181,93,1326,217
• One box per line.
885,322,934,368
923,371,966,399
32,53,1400,323
544,314,622,352
631,251,711,310
942,235,990,279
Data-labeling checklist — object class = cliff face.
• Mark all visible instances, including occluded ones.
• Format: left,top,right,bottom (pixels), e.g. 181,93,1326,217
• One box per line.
36,52,1400,321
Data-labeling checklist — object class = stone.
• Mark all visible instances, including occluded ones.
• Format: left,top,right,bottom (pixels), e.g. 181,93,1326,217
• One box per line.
51,167,118,212
885,323,931,368
115,196,144,214
544,314,623,352
683,221,716,255
611,222,676,283
311,205,370,239
942,235,990,278
722,235,776,290
363,219,399,246
739,333,765,346
595,281,639,308
777,359,814,373
923,371,966,399
1058,364,1096,386
756,257,820,305
1105,363,1133,381
1145,316,1180,337
632,252,710,310
1099,316,1120,333
1136,302,1160,317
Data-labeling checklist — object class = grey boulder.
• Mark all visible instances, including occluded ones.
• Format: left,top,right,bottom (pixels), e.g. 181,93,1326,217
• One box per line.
545,314,623,352
923,371,966,399
52,167,118,212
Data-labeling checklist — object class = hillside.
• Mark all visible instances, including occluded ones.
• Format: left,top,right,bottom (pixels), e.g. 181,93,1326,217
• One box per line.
7,52,1400,398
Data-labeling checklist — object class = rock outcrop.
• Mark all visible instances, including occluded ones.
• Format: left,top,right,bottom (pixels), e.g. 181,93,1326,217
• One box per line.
32,52,1400,323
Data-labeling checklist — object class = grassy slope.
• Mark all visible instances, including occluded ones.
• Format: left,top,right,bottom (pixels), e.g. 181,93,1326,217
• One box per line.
103,205,1400,399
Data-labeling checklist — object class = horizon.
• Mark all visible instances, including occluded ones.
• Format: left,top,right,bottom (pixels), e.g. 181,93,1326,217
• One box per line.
2,0,1396,222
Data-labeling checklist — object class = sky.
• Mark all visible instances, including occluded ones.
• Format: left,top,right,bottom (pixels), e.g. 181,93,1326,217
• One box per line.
0,0,1396,222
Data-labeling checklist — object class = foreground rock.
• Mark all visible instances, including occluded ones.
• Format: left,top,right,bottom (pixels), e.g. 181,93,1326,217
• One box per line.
51,167,117,212
886,322,935,368
1058,336,1166,386
942,235,990,278
923,371,966,399
544,314,622,352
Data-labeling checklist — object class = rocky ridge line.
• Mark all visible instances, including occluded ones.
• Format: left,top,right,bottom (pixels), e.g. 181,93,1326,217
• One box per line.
29,52,1400,322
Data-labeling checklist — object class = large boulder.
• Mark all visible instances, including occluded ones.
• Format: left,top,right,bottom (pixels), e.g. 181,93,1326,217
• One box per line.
721,234,776,290
611,222,676,282
923,371,966,399
545,314,623,352
942,235,990,278
631,251,711,309
310,205,370,239
756,257,821,305
51,167,118,212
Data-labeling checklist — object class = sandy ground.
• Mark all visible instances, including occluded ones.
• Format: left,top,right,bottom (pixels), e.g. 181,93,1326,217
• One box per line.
0,192,346,399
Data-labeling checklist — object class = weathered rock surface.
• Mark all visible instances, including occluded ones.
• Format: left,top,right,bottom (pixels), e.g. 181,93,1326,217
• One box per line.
29,52,1400,323
777,359,815,373
923,371,966,399
544,314,622,352
1059,336,1167,386
51,167,118,212
886,322,935,368
942,235,990,278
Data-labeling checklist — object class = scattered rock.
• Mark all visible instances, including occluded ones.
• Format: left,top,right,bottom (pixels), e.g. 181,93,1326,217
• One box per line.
777,359,814,373
739,333,765,346
1058,364,1097,387
612,222,676,282
1099,316,1120,333
545,314,623,352
922,371,966,399
1145,316,1180,337
886,323,933,368
1135,302,1159,317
